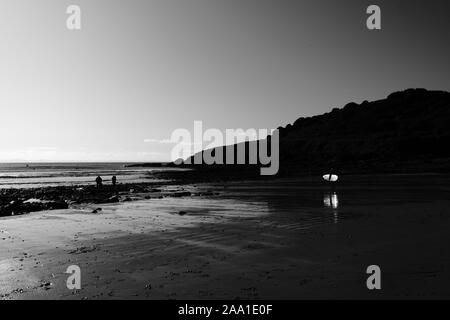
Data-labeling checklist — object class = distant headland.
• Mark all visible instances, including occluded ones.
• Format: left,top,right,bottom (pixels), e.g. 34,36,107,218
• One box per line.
138,89,450,180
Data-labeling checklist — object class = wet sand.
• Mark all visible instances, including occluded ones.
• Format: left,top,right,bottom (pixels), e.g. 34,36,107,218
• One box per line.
1,176,450,299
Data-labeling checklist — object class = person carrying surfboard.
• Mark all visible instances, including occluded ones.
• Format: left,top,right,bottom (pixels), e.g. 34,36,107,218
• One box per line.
322,168,338,188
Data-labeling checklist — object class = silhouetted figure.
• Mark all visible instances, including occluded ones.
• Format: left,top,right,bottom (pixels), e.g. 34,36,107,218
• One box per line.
95,176,103,188
112,176,117,187
322,168,338,191
330,169,338,190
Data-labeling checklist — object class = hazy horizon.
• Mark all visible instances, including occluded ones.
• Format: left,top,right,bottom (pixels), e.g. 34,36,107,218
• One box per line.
1,0,449,162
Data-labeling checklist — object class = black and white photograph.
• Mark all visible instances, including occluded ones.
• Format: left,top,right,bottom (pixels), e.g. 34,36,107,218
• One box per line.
0,0,450,311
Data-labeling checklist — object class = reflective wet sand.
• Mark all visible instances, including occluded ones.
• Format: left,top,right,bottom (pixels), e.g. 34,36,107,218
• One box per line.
1,175,450,299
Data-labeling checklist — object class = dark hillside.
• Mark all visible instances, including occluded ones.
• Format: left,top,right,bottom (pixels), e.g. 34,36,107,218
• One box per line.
277,88,450,174
159,89,450,179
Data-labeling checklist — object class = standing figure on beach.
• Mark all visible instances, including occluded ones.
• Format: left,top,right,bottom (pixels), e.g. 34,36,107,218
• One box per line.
322,168,338,189
112,175,117,187
95,176,103,188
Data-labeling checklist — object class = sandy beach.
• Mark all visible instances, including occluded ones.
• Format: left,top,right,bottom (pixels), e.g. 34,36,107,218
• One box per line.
1,0,449,306
1,176,450,300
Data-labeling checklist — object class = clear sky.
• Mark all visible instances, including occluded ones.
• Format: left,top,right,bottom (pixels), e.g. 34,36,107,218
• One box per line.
0,0,449,162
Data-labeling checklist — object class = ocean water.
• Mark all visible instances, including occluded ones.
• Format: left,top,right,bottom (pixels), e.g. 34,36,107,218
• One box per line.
0,163,175,189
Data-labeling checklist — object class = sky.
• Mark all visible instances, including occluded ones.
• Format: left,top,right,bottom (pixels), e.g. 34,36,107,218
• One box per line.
0,0,449,162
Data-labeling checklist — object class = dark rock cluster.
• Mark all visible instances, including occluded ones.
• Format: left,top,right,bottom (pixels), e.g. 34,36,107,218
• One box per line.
0,184,151,217
0,199,68,217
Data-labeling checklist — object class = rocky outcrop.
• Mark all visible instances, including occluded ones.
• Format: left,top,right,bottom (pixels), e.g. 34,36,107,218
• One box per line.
0,199,68,217
177,89,450,177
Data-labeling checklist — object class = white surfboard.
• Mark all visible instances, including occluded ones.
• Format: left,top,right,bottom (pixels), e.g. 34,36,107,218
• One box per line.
322,174,338,182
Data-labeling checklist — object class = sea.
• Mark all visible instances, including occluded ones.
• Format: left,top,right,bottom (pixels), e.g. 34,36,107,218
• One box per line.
0,163,176,189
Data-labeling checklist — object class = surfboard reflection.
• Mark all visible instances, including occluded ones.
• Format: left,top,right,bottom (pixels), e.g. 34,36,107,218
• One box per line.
323,192,339,209
323,192,339,224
